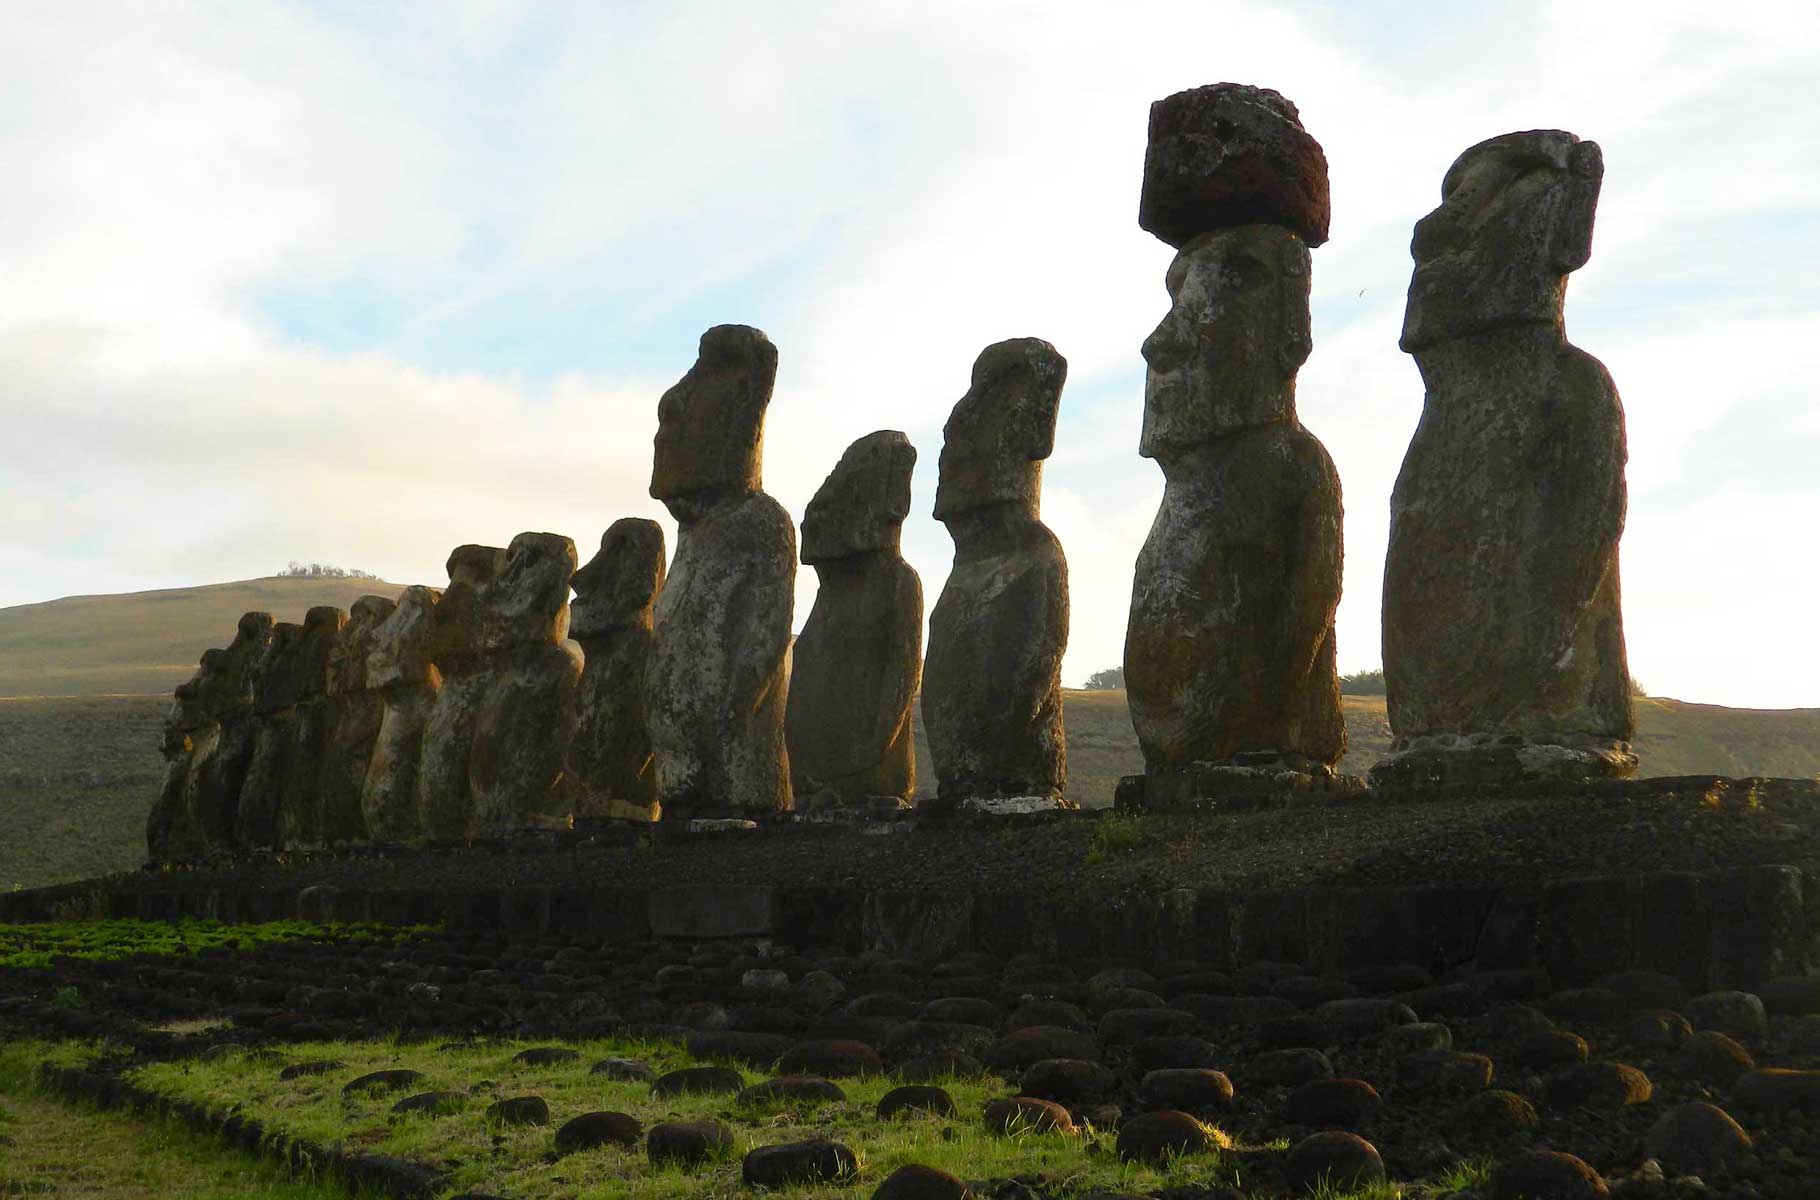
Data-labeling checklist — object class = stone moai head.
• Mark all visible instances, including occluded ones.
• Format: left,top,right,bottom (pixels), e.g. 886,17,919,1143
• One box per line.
571,518,666,641
650,325,778,513
933,339,1066,523
1139,83,1330,250
433,544,508,667
326,595,397,696
801,430,917,564
252,622,305,714
295,606,347,700
1140,225,1312,454
480,532,576,650
367,585,442,690
1401,129,1603,352
209,612,272,717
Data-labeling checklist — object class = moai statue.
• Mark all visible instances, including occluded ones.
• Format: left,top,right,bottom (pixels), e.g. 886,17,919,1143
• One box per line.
923,339,1070,813
418,544,507,840
1376,130,1632,786
361,585,442,842
237,620,304,850
644,325,797,819
1122,84,1347,809
147,657,215,863
568,519,666,821
786,431,923,811
190,612,273,850
277,605,346,846
468,531,581,832
317,594,397,843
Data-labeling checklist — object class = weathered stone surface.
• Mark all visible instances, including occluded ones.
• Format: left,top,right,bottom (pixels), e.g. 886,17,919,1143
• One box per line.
361,586,441,841
418,545,507,840
239,607,345,850
1285,1131,1385,1194
787,431,922,809
567,518,665,821
646,325,796,817
317,594,395,844
1646,1101,1752,1175
1490,1151,1608,1200
147,653,218,862
1126,225,1344,800
189,612,274,851
1379,130,1632,787
1139,83,1330,249
923,338,1069,808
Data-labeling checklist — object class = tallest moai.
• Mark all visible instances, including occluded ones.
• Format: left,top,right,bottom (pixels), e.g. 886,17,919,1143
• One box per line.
1376,130,1633,786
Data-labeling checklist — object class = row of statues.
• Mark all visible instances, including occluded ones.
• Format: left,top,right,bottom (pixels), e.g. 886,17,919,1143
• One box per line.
149,81,1635,858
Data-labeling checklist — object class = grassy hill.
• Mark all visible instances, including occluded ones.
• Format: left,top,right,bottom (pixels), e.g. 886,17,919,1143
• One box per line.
2,578,1817,890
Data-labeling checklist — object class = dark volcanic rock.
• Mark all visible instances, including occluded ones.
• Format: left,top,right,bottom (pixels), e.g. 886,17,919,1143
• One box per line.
646,1119,735,1166
1284,1077,1382,1128
589,1057,655,1082
1546,1061,1652,1110
778,1039,883,1078
877,1085,958,1120
743,1139,860,1187
567,518,665,821
342,1068,423,1095
873,1163,974,1200
737,1075,846,1107
1645,1101,1752,1175
1451,1089,1539,1141
1489,1150,1609,1200
982,1096,1075,1136
391,1091,466,1117
1115,1109,1214,1163
651,1066,745,1098
1285,1131,1386,1194
554,1110,642,1154
484,1095,549,1127
1139,1068,1234,1111
1019,1058,1115,1104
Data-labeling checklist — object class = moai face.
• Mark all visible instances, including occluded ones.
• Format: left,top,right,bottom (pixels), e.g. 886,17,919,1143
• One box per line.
571,519,666,641
1140,225,1311,456
252,622,305,713
650,325,778,510
801,430,917,564
433,544,508,667
326,595,397,696
367,585,442,689
1401,129,1603,352
933,338,1066,523
480,532,576,650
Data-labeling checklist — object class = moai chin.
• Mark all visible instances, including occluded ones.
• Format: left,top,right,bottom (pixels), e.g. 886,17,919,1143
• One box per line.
361,585,442,841
644,324,796,819
786,430,923,811
467,530,581,832
1122,83,1348,811
417,544,508,840
317,594,396,844
1375,129,1633,787
923,338,1070,813
568,518,666,822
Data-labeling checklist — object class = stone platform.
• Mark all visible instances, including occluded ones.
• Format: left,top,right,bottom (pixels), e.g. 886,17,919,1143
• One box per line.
8,775,1820,992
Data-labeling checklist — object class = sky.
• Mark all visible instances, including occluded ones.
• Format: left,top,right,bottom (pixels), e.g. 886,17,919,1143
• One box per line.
2,0,1818,709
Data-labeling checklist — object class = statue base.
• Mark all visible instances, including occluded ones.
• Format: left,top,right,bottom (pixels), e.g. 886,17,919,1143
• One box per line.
922,788,1075,819
1121,756,1366,812
1368,732,1638,789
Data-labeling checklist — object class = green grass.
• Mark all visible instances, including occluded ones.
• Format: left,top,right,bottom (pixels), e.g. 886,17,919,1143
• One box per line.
0,918,432,970
1083,810,1147,865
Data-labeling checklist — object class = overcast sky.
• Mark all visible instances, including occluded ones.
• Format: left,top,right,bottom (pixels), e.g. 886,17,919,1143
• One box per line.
3,1,1818,708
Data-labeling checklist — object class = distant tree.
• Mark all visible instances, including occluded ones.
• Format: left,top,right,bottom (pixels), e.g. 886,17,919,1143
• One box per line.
1339,667,1386,695
278,561,380,580
1631,676,1648,697
1082,666,1125,690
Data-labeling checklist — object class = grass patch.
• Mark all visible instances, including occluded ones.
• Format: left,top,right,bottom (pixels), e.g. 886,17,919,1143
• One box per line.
1083,810,1146,865
131,1035,1248,1199
0,917,432,970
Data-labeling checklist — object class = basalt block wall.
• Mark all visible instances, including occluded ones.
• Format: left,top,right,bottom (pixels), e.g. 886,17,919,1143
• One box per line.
6,861,1815,993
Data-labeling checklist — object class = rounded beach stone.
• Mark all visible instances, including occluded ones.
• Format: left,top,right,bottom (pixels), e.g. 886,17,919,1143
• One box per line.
651,1066,745,1098
1676,1029,1755,1086
872,1163,974,1199
1595,970,1688,1012
1684,990,1767,1041
895,1051,984,1082
1489,1149,1609,1200
589,1057,655,1082
1316,997,1418,1037
1114,1109,1214,1163
1139,1068,1234,1111
1020,1058,1115,1103
1348,963,1432,994
512,1046,580,1066
646,1119,736,1166
1383,1022,1451,1054
1260,1015,1328,1049
877,1085,958,1120
742,1138,859,1187
738,1075,846,1107
1004,999,1091,1032
1482,1003,1556,1039
1133,1034,1220,1070
1451,1089,1539,1140
1513,1029,1589,1072
1285,1130,1385,1194
1731,1068,1820,1112
1088,987,1166,1018
484,1095,549,1127
391,1091,465,1117
1542,988,1625,1026
343,1068,423,1095
984,1026,1096,1070
281,1060,344,1081
1623,1009,1691,1050
1645,1101,1752,1175
1097,1007,1197,1043
779,1039,884,1077
1274,975,1358,1008
921,996,1002,1026
1285,1077,1382,1127
554,1110,641,1154
1087,966,1160,993
1395,1050,1492,1095
683,1030,791,1067
882,1021,995,1062
1546,1061,1652,1110
982,1096,1075,1136
1249,1047,1333,1087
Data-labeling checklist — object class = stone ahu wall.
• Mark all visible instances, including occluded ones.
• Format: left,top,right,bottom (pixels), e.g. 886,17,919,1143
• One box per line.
151,83,1647,860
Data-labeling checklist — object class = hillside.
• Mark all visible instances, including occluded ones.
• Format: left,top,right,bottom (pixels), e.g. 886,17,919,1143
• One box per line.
1,579,1817,889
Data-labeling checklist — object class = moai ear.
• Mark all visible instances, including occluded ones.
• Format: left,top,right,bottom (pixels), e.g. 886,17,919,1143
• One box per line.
1276,234,1315,377
1552,139,1604,273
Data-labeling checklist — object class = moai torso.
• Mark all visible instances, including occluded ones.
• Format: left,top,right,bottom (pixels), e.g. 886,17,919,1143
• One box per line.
318,594,395,843
1378,130,1632,786
1123,86,1346,807
923,338,1070,810
644,325,796,819
361,585,441,841
277,605,346,847
192,611,271,851
569,519,665,821
787,430,923,809
418,545,507,840
237,620,304,850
